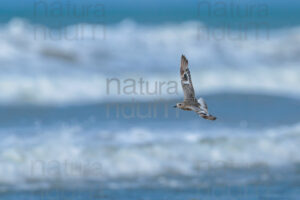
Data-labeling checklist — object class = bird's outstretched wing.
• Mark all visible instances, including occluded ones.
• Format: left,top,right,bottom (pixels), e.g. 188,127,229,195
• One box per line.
180,55,196,102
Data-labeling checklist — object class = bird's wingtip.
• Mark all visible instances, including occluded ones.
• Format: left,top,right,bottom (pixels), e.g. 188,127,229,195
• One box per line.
181,54,188,63
202,115,217,121
209,116,217,121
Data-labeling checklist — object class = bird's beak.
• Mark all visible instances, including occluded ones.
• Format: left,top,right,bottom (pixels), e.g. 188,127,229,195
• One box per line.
173,105,177,108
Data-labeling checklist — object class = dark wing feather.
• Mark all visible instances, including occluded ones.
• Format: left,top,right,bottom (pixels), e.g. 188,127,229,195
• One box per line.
180,55,196,102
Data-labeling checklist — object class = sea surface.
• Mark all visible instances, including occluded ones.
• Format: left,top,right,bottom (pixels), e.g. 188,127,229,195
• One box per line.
0,0,300,199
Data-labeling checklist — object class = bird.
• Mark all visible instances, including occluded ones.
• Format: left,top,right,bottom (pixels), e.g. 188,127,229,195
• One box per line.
174,55,217,120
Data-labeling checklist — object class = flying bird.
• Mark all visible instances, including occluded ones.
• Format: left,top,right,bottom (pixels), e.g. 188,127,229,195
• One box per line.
174,55,217,120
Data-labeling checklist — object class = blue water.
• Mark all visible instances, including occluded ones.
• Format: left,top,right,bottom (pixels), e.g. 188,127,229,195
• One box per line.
0,0,300,199
0,94,299,199
1,0,300,28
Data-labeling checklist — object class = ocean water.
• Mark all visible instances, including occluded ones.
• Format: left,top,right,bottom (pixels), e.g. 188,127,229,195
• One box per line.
0,0,300,200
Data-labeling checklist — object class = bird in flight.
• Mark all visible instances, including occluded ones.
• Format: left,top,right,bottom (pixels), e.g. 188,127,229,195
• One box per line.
174,55,217,120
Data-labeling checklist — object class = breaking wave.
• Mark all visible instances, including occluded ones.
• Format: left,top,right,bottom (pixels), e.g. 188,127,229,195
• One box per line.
0,19,300,104
0,123,299,190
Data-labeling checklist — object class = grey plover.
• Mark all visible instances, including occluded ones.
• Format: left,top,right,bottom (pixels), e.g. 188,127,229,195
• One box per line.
174,55,217,120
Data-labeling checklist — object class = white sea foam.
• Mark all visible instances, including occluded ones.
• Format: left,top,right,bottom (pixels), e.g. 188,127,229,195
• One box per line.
0,19,300,104
0,123,299,190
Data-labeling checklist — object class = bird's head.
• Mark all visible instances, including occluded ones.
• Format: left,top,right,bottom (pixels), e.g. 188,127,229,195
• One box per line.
174,103,184,109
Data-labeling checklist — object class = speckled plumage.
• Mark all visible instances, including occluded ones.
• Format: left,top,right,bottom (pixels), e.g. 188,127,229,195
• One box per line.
175,55,216,120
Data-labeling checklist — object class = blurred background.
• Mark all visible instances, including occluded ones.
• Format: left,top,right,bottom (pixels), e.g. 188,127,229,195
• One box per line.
0,0,299,199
